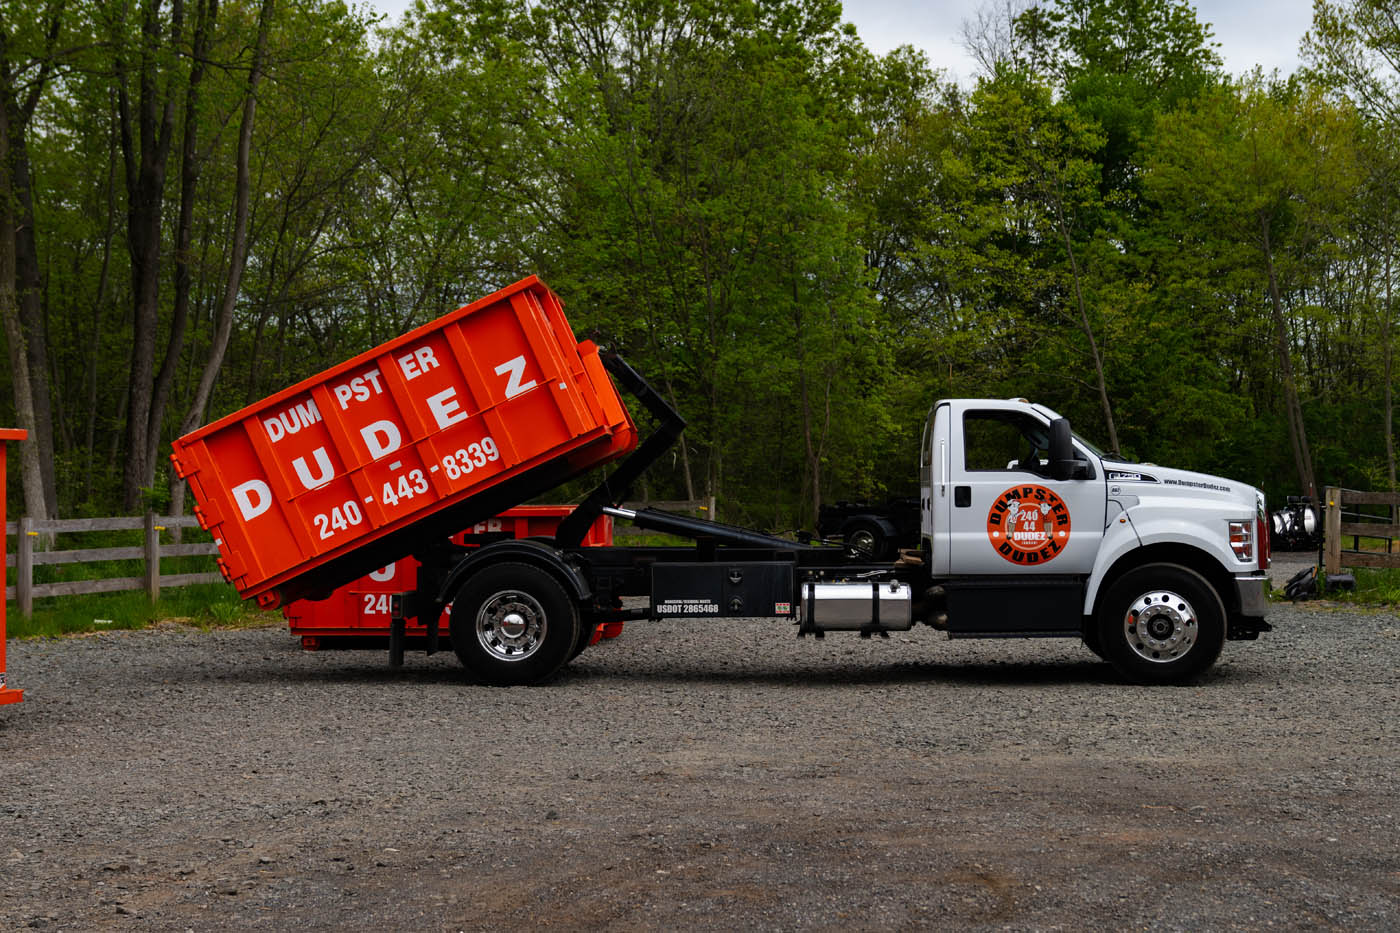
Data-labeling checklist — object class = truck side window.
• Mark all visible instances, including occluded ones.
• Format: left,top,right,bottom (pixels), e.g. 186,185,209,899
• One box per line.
963,411,1050,475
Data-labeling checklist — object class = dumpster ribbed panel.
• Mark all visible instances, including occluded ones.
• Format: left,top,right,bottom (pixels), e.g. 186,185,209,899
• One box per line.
172,277,636,607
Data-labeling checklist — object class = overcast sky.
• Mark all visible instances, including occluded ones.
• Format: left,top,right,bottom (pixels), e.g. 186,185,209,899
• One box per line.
362,0,1314,82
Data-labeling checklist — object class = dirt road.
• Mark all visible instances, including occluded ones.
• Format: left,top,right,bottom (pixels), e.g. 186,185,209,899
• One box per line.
2,599,1397,930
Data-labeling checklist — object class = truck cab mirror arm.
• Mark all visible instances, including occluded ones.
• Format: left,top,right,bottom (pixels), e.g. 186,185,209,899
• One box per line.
1048,417,1093,482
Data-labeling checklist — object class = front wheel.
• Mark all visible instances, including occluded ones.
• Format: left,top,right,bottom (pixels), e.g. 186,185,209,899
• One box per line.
1096,563,1225,685
449,562,580,686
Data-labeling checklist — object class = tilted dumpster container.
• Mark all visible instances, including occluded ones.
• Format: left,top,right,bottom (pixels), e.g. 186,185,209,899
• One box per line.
171,277,637,609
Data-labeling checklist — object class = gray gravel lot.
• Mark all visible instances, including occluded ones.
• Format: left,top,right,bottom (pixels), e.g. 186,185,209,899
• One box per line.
2,591,1397,931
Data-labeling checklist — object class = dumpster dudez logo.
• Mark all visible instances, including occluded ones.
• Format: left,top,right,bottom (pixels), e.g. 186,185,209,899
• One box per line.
986,484,1071,565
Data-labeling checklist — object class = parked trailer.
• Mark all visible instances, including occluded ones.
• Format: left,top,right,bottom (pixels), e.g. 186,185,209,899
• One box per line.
179,277,1272,687
815,497,920,559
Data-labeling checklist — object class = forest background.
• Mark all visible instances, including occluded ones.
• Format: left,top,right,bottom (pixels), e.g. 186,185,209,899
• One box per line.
2,0,1397,535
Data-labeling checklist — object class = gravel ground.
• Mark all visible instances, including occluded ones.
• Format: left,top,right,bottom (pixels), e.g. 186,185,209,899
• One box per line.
2,592,1397,931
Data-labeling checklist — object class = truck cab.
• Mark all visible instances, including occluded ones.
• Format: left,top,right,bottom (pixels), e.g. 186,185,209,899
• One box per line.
920,399,1270,682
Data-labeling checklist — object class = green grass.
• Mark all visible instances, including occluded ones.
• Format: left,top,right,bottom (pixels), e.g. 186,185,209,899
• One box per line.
5,583,269,639
612,532,702,547
1324,567,1400,607
4,523,274,638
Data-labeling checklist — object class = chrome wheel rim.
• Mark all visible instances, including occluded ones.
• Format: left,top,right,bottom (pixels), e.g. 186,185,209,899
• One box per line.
1123,589,1197,663
848,529,877,557
476,590,546,662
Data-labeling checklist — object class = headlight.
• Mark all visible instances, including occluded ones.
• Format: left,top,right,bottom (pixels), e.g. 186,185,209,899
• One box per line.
1229,520,1254,562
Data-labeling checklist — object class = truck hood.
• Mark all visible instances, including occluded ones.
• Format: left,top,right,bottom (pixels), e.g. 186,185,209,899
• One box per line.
1101,461,1260,514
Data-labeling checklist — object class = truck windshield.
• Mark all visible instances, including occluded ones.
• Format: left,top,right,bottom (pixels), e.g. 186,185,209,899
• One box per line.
1073,430,1107,459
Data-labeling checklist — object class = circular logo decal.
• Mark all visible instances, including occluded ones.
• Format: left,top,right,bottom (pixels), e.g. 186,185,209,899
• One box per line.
986,484,1072,565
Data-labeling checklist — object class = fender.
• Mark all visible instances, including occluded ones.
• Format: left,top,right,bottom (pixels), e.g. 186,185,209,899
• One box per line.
1084,501,1247,614
1083,503,1143,614
433,538,591,613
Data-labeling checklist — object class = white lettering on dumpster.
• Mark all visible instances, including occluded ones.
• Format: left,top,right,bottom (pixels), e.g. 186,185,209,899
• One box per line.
426,387,469,429
496,356,536,399
291,447,335,490
262,399,322,442
233,479,272,521
398,346,440,380
331,369,385,410
360,420,402,459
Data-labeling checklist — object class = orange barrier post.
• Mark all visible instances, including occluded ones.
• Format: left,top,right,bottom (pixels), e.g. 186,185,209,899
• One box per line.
0,428,27,705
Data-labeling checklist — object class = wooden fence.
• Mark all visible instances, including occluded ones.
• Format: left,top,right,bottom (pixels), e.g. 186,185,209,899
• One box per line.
4,514,221,616
1324,487,1400,574
1,498,719,616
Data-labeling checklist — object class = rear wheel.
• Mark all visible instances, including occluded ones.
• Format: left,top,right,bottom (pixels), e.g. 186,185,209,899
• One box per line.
569,620,601,660
844,520,888,560
1097,563,1225,685
449,562,580,686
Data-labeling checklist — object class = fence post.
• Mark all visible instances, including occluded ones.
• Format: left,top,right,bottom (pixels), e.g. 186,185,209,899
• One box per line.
144,512,161,602
17,516,33,618
1324,487,1342,576
708,495,717,523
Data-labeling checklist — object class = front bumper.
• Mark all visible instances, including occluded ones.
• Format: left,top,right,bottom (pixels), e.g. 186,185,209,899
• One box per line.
1228,574,1272,640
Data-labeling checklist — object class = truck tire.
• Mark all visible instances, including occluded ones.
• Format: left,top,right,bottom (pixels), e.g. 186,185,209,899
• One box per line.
1096,563,1225,685
448,562,580,686
844,520,888,560
1081,621,1106,660
569,621,599,661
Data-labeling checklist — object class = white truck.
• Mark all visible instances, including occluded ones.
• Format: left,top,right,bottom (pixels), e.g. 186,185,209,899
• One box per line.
178,277,1271,687
909,398,1270,683
386,367,1272,687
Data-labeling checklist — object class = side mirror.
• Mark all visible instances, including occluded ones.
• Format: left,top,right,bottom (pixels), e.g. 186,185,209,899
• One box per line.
1048,417,1090,481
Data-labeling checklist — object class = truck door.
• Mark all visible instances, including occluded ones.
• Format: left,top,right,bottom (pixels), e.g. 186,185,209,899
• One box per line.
947,405,1105,576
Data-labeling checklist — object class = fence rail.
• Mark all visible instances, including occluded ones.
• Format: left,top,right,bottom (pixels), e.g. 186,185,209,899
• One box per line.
3,513,221,615
1324,487,1400,574
2,499,721,614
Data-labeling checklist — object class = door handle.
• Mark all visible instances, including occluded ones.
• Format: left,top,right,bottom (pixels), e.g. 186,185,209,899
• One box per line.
954,486,971,507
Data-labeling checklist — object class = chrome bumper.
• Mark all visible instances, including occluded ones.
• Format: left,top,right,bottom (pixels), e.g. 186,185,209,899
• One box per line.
1234,574,1269,618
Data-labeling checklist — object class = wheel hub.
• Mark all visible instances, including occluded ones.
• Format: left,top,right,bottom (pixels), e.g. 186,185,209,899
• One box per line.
1123,590,1197,663
499,611,528,639
477,590,547,662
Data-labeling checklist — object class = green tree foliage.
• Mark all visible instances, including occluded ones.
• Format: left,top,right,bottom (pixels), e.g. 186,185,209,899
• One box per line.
1144,78,1364,498
1305,0,1400,488
0,0,1397,531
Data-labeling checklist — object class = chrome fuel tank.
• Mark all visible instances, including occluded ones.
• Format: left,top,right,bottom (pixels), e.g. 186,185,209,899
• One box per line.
802,581,913,632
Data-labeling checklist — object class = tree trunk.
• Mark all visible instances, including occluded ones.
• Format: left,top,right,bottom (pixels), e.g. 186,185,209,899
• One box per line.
85,91,121,504
10,125,58,518
2,11,63,525
1052,197,1119,454
1385,240,1395,489
147,0,215,488
0,95,47,528
170,0,273,514
1260,213,1317,501
118,0,183,510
